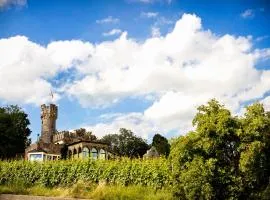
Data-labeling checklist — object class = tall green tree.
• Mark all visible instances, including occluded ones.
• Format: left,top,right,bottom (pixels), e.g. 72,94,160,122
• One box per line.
238,103,270,199
101,128,149,158
170,99,270,199
151,133,170,157
0,105,31,159
170,99,241,199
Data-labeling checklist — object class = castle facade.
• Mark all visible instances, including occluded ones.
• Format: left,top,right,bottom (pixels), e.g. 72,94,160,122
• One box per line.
25,104,109,161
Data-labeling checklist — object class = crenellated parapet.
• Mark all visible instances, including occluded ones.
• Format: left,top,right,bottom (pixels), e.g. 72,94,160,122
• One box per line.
52,129,96,145
53,131,69,144
41,104,58,119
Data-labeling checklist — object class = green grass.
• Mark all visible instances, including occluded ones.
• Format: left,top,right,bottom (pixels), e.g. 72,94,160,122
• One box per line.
0,181,176,200
90,185,175,200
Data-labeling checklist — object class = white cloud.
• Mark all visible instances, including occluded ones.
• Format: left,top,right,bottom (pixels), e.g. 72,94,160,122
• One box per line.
47,40,94,70
103,29,122,37
1,13,270,138
96,16,120,24
0,36,93,104
84,113,158,139
0,0,26,8
144,92,209,129
241,9,254,19
141,12,159,18
63,13,270,136
0,36,58,104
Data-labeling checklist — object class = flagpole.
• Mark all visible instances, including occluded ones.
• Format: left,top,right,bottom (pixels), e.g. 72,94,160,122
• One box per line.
50,90,54,104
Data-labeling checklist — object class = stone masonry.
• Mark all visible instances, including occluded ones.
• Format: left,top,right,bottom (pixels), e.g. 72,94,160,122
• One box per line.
40,104,58,144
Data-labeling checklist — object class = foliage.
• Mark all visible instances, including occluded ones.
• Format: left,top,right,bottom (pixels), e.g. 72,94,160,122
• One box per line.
101,128,149,158
238,103,270,199
0,158,172,190
152,134,170,157
74,128,97,141
0,105,31,159
170,99,270,199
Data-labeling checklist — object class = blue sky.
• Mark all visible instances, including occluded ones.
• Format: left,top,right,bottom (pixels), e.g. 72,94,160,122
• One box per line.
0,0,269,143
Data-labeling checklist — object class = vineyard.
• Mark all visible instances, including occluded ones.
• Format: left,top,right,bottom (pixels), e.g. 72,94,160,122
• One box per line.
0,158,172,189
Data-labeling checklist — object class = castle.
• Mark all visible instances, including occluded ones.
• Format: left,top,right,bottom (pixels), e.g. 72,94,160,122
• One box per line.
25,104,109,161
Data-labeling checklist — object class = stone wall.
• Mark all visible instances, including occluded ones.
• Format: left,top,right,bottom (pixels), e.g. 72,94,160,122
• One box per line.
40,104,58,144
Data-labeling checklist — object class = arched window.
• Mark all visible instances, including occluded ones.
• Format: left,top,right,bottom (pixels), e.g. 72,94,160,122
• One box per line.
91,148,98,160
99,149,106,160
82,147,89,159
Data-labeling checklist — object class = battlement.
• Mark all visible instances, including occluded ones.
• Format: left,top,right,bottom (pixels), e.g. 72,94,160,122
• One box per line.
52,130,95,144
41,104,58,119
53,131,69,143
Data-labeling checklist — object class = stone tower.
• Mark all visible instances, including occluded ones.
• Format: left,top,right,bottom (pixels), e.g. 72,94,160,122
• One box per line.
40,104,58,144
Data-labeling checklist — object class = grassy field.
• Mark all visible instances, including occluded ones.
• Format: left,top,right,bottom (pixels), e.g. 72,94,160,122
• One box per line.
0,181,176,200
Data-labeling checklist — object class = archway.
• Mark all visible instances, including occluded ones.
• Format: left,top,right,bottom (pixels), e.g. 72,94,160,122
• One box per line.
99,149,106,160
91,148,98,160
82,147,89,159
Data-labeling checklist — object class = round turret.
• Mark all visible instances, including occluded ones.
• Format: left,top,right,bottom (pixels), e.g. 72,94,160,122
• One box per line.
40,104,58,144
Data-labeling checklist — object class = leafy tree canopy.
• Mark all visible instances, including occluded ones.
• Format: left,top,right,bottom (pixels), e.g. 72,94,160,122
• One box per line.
151,133,170,157
170,99,270,199
73,128,97,141
101,128,149,158
0,105,31,159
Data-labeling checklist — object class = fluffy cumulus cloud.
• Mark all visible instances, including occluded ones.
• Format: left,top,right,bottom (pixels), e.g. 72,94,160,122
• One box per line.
0,36,57,104
0,36,93,104
1,13,270,139
84,113,158,139
63,14,270,137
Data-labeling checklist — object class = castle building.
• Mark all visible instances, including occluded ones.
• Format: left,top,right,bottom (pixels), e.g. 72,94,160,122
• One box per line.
25,104,109,161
